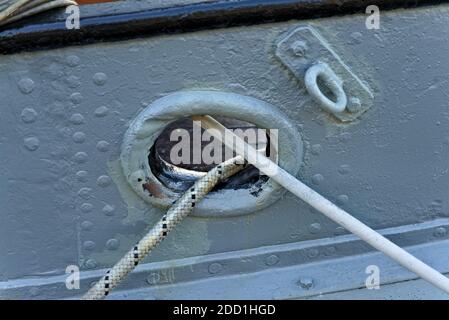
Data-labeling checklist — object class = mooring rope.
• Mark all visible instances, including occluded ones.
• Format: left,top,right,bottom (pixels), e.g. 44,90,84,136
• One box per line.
0,0,77,26
82,156,245,300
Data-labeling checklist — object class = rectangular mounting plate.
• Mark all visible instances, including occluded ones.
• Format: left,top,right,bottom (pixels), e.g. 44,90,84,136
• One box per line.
275,26,374,122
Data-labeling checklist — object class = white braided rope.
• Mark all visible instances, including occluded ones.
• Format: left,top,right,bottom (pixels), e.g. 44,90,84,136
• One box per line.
82,156,245,300
0,0,77,26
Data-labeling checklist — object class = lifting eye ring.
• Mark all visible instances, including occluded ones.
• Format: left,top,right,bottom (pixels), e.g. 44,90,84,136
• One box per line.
304,62,347,114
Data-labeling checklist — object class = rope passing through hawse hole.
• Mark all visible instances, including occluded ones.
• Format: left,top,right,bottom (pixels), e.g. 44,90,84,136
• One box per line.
84,115,449,299
82,156,246,300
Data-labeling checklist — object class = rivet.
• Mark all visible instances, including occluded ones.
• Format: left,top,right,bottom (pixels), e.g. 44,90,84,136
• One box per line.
334,226,346,235
48,63,63,79
102,204,115,216
85,259,97,269
94,106,109,117
289,232,301,240
97,175,112,187
93,72,107,86
208,263,222,274
106,238,120,250
325,246,337,256
80,203,93,213
265,254,280,266
80,220,93,231
78,187,92,199
74,152,88,163
72,131,86,143
311,144,322,156
297,277,314,290
83,240,95,251
307,248,319,258
23,137,40,151
76,170,88,182
338,164,351,175
21,108,38,123
337,194,349,205
347,97,362,113
96,140,110,152
66,75,81,89
312,174,324,185
66,55,80,67
70,113,84,125
434,227,447,238
18,78,35,94
291,40,308,57
146,273,160,285
308,223,322,234
70,92,83,105
350,32,363,44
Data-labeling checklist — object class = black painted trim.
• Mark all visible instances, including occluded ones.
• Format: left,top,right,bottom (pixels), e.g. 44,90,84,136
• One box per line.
0,0,447,54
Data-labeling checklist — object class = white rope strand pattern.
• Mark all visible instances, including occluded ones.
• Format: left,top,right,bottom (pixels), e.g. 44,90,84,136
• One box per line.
82,156,245,300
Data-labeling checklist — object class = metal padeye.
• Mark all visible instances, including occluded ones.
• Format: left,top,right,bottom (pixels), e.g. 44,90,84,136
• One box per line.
276,26,374,121
304,62,347,114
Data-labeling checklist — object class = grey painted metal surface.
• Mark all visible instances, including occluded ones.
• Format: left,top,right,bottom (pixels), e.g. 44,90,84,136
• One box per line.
1,4,449,299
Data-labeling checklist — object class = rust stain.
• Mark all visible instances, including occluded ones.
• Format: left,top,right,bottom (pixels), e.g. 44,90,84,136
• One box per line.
142,181,166,199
